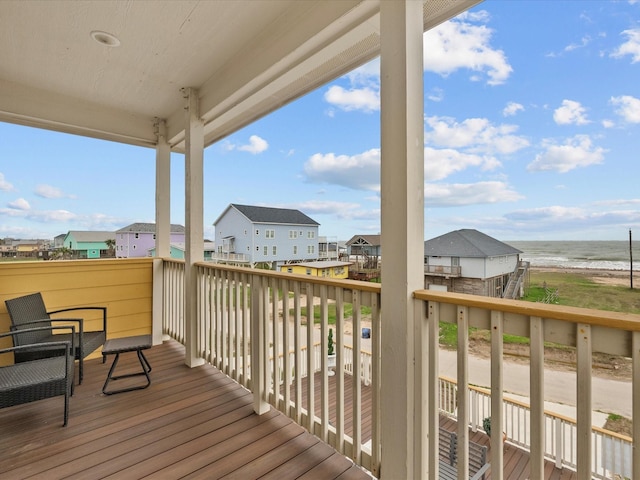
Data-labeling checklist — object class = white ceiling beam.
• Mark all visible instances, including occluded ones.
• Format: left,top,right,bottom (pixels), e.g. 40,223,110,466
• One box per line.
0,78,157,148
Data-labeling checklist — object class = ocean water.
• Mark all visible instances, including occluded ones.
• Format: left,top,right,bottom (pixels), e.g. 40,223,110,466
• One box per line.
506,241,640,271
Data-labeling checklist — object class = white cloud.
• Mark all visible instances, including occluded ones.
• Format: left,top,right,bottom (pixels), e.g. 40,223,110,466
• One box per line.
0,173,14,192
7,198,30,210
427,88,444,102
35,184,75,199
424,147,500,181
611,28,640,63
324,85,380,113
553,100,589,125
425,181,523,207
237,135,268,154
503,102,524,117
527,135,605,173
564,35,591,53
610,95,640,123
303,149,380,191
504,205,640,232
425,116,529,154
602,119,615,128
424,10,512,85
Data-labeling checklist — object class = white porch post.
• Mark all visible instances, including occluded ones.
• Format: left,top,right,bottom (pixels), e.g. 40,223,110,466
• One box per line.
183,88,205,367
380,1,425,478
152,119,170,345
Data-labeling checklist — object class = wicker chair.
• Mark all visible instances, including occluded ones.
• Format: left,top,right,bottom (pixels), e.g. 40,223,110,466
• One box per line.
0,327,75,426
5,293,107,384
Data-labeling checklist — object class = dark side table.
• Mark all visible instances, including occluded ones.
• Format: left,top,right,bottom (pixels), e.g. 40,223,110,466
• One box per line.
101,335,152,395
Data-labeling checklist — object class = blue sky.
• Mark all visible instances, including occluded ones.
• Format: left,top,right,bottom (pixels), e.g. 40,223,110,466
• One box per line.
1,0,640,242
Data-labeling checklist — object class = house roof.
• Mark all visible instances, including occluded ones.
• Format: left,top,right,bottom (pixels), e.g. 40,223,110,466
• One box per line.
286,261,352,269
215,204,319,227
0,1,478,153
345,235,381,247
66,231,114,243
424,229,522,258
116,223,185,234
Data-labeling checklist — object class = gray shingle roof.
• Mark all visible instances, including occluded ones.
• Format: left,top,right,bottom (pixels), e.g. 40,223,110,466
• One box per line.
223,204,319,226
424,229,521,257
116,223,185,233
345,234,381,246
66,231,114,242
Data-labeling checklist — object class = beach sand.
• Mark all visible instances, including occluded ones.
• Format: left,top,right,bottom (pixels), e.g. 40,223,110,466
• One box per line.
530,265,635,287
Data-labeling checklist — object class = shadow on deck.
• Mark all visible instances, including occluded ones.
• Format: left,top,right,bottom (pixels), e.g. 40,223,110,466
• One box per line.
0,339,370,479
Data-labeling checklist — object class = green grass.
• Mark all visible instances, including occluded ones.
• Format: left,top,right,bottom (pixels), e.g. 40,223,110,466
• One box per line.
523,270,640,314
298,303,372,325
438,269,640,348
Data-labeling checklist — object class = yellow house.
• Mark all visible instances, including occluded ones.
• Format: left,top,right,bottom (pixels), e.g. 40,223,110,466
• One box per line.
280,260,351,279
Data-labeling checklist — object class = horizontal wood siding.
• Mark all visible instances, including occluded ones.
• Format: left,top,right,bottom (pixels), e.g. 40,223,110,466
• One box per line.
0,258,154,364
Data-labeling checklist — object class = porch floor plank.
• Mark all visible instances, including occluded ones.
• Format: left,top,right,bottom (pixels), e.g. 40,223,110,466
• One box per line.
0,340,370,480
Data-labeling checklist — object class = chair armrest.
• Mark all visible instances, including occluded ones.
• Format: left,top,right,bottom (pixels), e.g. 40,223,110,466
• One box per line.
48,306,107,332
0,325,76,355
470,462,491,480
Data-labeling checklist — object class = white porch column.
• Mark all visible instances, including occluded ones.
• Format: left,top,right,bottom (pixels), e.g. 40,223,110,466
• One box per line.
152,118,171,345
183,88,205,367
380,1,425,478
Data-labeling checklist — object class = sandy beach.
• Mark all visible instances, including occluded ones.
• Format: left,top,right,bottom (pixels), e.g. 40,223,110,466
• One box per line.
529,265,635,287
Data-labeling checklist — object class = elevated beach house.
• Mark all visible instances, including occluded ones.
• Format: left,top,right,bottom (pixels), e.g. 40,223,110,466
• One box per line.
115,222,185,258
213,204,320,268
1,2,638,479
63,230,113,259
424,229,525,298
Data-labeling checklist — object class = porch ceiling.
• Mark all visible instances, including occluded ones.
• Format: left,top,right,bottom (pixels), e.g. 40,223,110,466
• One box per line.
0,0,479,152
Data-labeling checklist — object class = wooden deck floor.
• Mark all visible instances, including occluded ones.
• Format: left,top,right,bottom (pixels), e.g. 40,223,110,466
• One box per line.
0,339,579,479
0,340,370,480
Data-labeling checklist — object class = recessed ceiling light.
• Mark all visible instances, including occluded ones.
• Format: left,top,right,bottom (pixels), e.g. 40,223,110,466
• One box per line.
90,30,120,47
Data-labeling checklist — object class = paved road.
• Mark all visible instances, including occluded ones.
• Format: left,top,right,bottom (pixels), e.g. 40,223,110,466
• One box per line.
310,325,632,422
439,348,632,420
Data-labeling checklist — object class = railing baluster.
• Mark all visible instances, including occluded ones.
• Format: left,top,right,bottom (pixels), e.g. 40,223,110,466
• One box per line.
335,287,345,453
305,282,315,433
490,310,504,480
352,288,362,464
427,300,440,480
282,278,291,416
319,284,329,443
293,281,302,425
530,315,545,478
456,305,469,480
576,323,592,480
633,330,640,480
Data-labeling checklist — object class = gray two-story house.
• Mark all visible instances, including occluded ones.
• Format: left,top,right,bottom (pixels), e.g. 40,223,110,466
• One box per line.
424,229,526,298
213,204,320,269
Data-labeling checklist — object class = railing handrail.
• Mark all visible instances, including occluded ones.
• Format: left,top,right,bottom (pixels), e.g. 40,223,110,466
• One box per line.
415,289,640,333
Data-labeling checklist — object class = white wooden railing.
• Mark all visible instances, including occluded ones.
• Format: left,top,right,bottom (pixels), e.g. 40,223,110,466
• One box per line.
417,290,639,480
190,262,382,475
161,260,639,479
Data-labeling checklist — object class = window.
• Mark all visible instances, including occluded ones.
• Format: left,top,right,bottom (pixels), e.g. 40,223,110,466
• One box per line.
307,231,315,239
135,233,139,239
287,267,293,273
256,229,260,236
272,246,277,255
306,269,312,275
133,245,137,250
307,245,315,254
256,246,259,251
244,230,247,235
263,246,268,255
266,229,275,238
289,230,297,239
293,245,298,255
153,234,156,239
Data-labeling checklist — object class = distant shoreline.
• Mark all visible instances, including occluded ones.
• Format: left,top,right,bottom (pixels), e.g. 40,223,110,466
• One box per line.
529,265,634,287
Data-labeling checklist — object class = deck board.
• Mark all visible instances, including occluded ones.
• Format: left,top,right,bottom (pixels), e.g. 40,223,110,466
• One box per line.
0,340,370,480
